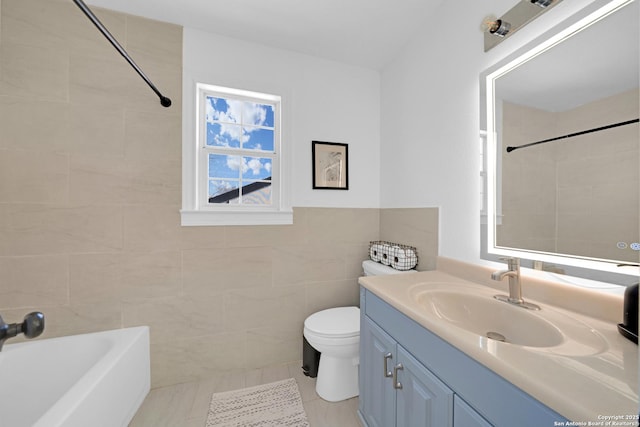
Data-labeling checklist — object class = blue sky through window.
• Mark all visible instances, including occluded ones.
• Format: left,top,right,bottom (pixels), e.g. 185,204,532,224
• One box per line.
243,127,274,151
206,96,275,151
205,93,275,205
207,123,241,148
208,155,272,180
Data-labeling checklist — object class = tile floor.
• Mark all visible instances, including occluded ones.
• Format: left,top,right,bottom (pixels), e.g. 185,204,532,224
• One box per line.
129,361,362,427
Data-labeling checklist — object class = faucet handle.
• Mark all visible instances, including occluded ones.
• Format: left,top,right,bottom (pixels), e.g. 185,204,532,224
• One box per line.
21,312,44,339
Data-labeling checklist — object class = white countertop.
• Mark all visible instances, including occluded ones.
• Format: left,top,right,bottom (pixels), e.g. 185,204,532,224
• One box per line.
359,269,638,423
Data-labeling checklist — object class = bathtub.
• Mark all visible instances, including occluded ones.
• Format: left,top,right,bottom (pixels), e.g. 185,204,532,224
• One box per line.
0,326,150,427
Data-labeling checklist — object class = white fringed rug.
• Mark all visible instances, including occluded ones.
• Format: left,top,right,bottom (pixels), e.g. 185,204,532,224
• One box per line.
205,378,310,427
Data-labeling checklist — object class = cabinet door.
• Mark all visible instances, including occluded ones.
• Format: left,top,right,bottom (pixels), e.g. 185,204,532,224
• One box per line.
396,346,453,427
454,395,493,427
360,317,397,427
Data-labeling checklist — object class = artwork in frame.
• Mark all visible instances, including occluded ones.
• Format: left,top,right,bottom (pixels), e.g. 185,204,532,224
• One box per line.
312,141,349,190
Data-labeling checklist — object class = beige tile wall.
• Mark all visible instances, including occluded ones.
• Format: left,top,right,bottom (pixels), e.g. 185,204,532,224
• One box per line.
379,208,439,271
499,89,639,263
0,0,439,388
498,102,558,253
555,89,639,262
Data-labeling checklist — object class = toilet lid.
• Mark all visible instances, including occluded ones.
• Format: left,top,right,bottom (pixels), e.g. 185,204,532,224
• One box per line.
304,306,360,338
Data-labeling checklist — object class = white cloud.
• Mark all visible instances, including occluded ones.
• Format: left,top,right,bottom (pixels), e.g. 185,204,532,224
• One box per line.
247,158,263,175
206,98,241,124
218,181,235,191
218,123,242,143
226,156,247,174
207,99,268,128
225,156,270,177
242,103,267,126
211,180,236,197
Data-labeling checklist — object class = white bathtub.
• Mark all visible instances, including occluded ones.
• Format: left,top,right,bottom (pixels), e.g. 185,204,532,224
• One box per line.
0,326,150,427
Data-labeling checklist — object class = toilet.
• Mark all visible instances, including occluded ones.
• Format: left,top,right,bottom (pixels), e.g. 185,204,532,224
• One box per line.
302,259,416,402
303,306,360,402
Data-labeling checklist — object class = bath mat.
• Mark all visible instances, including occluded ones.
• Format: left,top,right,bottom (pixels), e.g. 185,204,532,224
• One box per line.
205,378,310,427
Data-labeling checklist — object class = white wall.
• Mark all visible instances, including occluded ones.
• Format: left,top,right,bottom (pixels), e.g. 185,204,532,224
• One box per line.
182,0,607,256
379,0,603,265
183,28,381,208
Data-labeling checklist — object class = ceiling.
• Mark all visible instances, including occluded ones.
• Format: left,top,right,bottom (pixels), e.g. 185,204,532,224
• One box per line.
84,0,445,70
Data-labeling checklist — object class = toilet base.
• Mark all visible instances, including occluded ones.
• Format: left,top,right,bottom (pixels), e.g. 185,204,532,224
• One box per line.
315,354,359,402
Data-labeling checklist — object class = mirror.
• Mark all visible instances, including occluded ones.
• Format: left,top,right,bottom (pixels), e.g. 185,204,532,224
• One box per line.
482,0,639,284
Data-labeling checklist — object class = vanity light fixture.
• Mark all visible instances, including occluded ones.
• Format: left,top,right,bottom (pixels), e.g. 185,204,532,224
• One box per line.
482,0,564,51
482,16,512,37
530,0,554,7
490,19,512,37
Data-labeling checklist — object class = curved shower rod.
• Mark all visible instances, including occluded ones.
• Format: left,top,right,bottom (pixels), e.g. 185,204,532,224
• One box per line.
72,0,172,108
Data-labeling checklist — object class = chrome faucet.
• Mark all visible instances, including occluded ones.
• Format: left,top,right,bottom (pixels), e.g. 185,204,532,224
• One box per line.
491,258,540,310
0,312,45,351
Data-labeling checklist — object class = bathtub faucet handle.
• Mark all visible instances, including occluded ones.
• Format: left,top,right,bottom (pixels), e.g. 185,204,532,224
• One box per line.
22,312,45,339
0,311,45,351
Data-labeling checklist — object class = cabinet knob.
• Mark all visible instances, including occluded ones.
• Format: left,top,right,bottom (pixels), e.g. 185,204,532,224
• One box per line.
393,363,404,389
383,353,393,378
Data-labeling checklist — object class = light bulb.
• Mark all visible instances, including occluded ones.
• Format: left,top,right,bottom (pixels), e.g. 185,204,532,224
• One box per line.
480,15,511,37
530,0,553,8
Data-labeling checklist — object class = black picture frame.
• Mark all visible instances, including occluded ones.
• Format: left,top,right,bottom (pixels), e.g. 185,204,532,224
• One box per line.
312,141,349,190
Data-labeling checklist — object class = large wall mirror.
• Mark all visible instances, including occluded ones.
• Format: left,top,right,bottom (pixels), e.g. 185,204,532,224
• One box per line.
481,0,639,286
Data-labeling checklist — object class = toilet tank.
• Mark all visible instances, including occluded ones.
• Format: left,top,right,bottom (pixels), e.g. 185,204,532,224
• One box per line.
362,260,415,276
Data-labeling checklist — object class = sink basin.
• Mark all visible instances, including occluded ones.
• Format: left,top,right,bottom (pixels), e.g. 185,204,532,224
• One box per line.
410,284,607,356
413,289,563,347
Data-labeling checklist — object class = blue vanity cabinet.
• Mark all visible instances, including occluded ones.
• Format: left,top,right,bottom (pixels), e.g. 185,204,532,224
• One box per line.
360,315,454,427
358,287,568,427
396,346,454,427
454,396,493,427
360,315,396,427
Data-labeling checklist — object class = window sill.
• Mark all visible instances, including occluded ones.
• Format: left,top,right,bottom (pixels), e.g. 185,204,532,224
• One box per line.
180,209,293,226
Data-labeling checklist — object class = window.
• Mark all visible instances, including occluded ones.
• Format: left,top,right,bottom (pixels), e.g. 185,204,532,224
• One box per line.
181,84,292,226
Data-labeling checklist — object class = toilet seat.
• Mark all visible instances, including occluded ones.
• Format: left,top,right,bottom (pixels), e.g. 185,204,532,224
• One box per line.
304,307,359,338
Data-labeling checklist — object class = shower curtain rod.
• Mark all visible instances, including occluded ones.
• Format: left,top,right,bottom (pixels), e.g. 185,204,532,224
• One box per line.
506,118,639,153
72,0,172,108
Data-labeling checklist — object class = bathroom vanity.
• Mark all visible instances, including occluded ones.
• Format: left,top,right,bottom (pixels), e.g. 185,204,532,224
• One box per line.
357,264,638,427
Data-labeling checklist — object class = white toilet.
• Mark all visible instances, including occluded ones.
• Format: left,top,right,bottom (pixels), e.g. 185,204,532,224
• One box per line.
303,306,360,402
302,260,415,402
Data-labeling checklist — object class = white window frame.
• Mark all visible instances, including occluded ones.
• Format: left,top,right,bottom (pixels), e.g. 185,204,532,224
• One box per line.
181,83,292,226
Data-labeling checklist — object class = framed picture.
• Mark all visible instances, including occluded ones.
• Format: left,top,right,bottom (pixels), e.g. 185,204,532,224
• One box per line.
312,141,349,190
